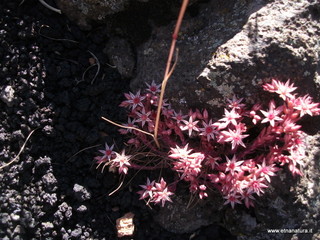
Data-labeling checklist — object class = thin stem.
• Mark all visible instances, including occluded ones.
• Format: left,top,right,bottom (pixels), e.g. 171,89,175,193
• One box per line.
130,163,165,171
154,0,189,147
108,175,125,196
0,128,39,170
87,50,101,84
67,144,101,162
101,116,155,138
38,0,62,14
38,25,79,43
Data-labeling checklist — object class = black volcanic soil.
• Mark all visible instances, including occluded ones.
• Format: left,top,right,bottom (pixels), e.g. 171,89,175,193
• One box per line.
0,1,236,239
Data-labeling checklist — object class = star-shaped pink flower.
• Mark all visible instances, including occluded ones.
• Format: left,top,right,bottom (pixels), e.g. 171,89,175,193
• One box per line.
180,116,199,137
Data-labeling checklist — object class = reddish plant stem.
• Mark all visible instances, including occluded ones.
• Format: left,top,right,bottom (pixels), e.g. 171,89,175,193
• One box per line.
130,163,167,171
154,0,189,148
238,126,276,159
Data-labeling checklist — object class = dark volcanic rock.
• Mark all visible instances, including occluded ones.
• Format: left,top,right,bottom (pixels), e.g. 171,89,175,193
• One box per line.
73,183,92,202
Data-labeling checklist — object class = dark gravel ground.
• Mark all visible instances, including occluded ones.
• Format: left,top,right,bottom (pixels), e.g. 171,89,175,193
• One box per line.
0,1,236,239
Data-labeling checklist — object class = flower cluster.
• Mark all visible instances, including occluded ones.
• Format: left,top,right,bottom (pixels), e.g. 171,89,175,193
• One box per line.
95,79,320,208
94,145,131,174
137,178,173,207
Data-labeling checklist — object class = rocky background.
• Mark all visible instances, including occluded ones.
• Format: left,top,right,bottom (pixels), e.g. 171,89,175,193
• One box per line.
0,0,319,239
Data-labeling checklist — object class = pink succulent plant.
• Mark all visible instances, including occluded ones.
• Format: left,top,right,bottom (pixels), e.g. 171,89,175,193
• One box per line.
95,79,320,208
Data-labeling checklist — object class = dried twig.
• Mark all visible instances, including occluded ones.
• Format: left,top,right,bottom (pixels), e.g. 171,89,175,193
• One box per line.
81,64,97,83
38,0,62,14
67,144,101,162
0,128,39,170
101,117,155,139
108,175,125,196
38,25,79,43
19,0,26,6
87,50,101,84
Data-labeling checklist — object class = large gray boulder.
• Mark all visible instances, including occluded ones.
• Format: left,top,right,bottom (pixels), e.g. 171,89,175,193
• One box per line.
131,0,269,109
130,0,320,239
132,0,320,115
195,0,320,115
231,133,320,240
